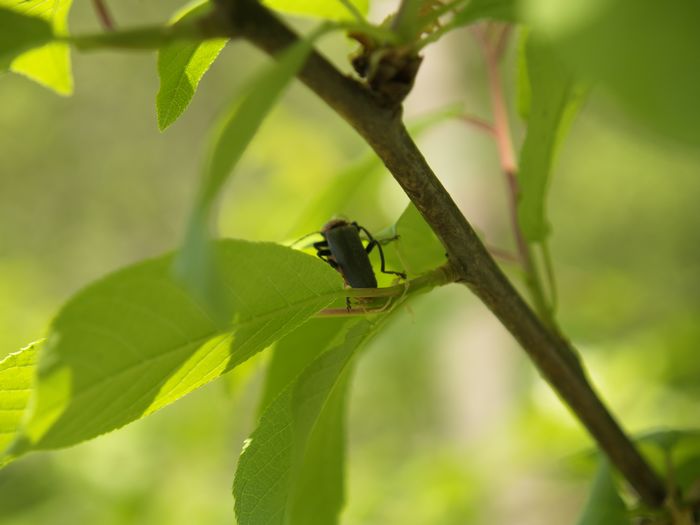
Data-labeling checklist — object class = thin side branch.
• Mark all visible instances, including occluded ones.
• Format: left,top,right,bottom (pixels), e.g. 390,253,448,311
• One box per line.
92,0,116,31
213,0,667,508
473,24,553,325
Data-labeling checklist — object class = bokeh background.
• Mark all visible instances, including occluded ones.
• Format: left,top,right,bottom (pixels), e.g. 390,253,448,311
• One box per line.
1,1,700,523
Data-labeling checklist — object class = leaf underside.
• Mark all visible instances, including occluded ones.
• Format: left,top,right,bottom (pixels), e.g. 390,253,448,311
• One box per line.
4,240,342,461
1,0,73,95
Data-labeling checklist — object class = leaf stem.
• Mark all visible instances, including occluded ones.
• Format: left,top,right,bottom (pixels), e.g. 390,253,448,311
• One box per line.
62,13,227,51
92,0,116,31
458,114,496,135
336,0,366,24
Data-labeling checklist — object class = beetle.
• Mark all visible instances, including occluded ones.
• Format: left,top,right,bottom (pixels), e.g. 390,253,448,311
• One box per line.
313,219,406,308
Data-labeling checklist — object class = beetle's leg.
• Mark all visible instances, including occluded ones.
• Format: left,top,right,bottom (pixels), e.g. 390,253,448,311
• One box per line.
357,225,406,280
379,234,400,245
363,235,406,279
364,238,377,255
317,250,339,269
355,222,400,246
345,297,352,311
375,242,407,280
313,240,339,268
356,225,380,255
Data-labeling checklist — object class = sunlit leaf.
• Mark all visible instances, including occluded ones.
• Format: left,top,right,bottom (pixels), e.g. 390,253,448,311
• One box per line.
0,7,53,69
0,342,40,457
264,0,368,20
2,0,73,95
5,240,342,460
576,458,629,525
234,319,381,525
157,0,228,131
517,35,586,242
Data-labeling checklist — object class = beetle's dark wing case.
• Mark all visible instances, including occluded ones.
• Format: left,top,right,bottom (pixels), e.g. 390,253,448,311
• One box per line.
323,224,378,288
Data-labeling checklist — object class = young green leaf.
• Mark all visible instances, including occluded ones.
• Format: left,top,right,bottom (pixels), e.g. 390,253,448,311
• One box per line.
197,29,323,212
0,342,40,458
234,318,381,525
0,7,54,69
576,459,629,525
157,0,228,131
6,240,342,460
451,0,518,27
517,36,586,242
389,203,446,278
178,26,326,312
1,0,73,95
392,0,423,42
264,0,368,21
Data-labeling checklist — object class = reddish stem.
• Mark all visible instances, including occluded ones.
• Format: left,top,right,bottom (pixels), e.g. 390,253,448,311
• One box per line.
473,24,552,323
458,114,496,135
92,0,116,31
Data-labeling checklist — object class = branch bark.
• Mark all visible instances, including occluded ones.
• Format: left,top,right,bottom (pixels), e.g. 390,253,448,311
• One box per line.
214,0,667,508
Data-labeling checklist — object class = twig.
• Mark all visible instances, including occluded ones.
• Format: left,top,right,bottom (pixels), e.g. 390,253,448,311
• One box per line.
212,0,667,507
458,114,496,136
486,244,520,264
92,0,115,31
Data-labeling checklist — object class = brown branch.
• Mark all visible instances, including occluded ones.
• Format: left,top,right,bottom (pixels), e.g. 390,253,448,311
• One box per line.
212,0,667,508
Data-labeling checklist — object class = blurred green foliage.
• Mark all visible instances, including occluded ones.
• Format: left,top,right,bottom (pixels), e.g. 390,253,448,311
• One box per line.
1,0,699,523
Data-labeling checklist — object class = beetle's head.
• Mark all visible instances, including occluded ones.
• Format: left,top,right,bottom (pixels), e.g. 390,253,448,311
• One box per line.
321,217,351,233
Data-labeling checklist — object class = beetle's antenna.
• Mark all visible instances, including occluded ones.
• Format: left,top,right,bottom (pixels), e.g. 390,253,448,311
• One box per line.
288,230,322,248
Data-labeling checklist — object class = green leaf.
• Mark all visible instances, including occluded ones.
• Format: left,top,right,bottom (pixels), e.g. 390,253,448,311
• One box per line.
392,0,423,42
452,0,518,26
0,7,54,69
6,240,342,459
197,30,321,211
0,342,40,459
389,203,446,278
636,429,700,494
2,0,73,95
178,27,325,311
576,459,629,525
157,0,228,131
517,36,586,242
259,318,351,414
234,318,380,525
637,429,700,453
516,30,531,120
263,0,368,21
522,0,700,146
